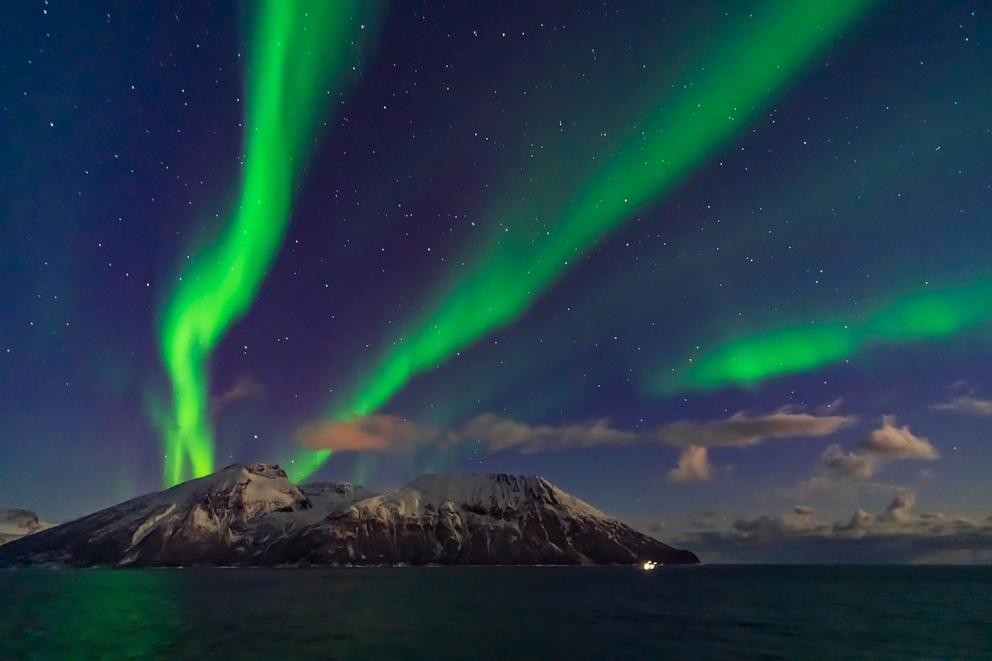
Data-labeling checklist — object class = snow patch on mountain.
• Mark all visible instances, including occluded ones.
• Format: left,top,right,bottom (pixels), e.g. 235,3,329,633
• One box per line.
300,472,698,566
0,464,699,567
348,473,608,522
303,482,378,516
409,473,609,518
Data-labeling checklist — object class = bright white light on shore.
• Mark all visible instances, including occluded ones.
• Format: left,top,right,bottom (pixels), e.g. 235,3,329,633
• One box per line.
641,561,657,571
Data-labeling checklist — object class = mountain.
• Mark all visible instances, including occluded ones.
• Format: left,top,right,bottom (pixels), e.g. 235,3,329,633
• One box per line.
0,464,323,566
279,473,699,565
0,463,698,567
0,509,52,546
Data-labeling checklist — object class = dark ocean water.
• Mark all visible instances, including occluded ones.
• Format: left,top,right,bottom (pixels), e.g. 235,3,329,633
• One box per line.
1,565,990,659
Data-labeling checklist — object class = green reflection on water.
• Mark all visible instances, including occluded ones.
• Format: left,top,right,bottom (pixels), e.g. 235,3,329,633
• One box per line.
0,570,181,658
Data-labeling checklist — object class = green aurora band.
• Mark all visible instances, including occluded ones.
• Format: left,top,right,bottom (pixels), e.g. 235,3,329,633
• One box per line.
666,281,992,392
286,0,876,482
158,0,373,486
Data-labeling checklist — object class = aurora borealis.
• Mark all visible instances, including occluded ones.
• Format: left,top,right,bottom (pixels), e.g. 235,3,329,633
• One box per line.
665,279,992,392
156,0,375,485
284,0,877,482
3,0,992,562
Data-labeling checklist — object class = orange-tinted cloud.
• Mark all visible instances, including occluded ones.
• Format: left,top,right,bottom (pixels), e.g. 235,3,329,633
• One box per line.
667,445,713,483
295,414,437,452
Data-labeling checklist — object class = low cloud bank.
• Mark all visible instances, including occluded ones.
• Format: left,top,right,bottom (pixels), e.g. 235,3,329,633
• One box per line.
685,492,992,564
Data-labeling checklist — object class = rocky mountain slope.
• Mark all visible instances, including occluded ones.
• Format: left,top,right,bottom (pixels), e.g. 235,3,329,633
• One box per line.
0,464,698,567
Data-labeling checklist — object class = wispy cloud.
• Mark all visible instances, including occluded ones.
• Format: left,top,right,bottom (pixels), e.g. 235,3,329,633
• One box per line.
296,414,438,452
211,375,265,412
459,413,639,454
658,409,857,448
295,408,859,484
932,395,992,416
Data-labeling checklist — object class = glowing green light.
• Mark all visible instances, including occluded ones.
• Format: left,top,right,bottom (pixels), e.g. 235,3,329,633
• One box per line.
867,288,988,340
665,280,992,391
285,448,332,485
685,324,859,389
289,0,876,482
156,0,373,486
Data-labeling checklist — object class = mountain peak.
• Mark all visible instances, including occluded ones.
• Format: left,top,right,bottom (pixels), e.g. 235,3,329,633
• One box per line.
0,465,698,567
224,462,288,478
155,461,306,521
400,473,607,519
405,472,552,493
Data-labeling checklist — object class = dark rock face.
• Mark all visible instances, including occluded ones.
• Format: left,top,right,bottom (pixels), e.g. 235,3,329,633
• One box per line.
277,472,698,566
0,464,309,567
0,465,699,567
287,510,697,565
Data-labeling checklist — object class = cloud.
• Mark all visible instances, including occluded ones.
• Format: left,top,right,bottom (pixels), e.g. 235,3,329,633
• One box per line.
685,493,992,563
292,408,858,485
658,410,857,448
463,409,855,454
862,416,938,460
211,375,264,411
294,412,643,456
834,509,875,532
461,410,855,482
813,416,938,481
296,414,438,452
667,446,713,483
731,505,828,538
880,491,916,523
819,444,879,479
459,413,638,454
932,395,992,416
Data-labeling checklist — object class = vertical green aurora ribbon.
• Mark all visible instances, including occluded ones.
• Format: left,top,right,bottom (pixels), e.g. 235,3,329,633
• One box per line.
286,0,876,482
157,1,375,486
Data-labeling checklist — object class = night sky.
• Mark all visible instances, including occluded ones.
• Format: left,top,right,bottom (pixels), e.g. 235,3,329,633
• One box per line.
3,1,991,562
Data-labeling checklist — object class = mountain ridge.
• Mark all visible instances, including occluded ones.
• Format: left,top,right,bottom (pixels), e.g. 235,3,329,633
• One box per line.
0,463,698,567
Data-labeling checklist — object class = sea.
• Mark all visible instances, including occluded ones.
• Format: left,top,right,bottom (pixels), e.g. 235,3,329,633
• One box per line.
1,565,990,659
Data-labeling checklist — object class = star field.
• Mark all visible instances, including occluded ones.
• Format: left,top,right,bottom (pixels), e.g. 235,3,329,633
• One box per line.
1,1,990,561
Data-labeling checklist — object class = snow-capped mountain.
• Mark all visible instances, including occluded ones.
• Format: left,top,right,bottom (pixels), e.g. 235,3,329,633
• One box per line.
0,509,52,546
0,464,698,567
285,473,697,565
